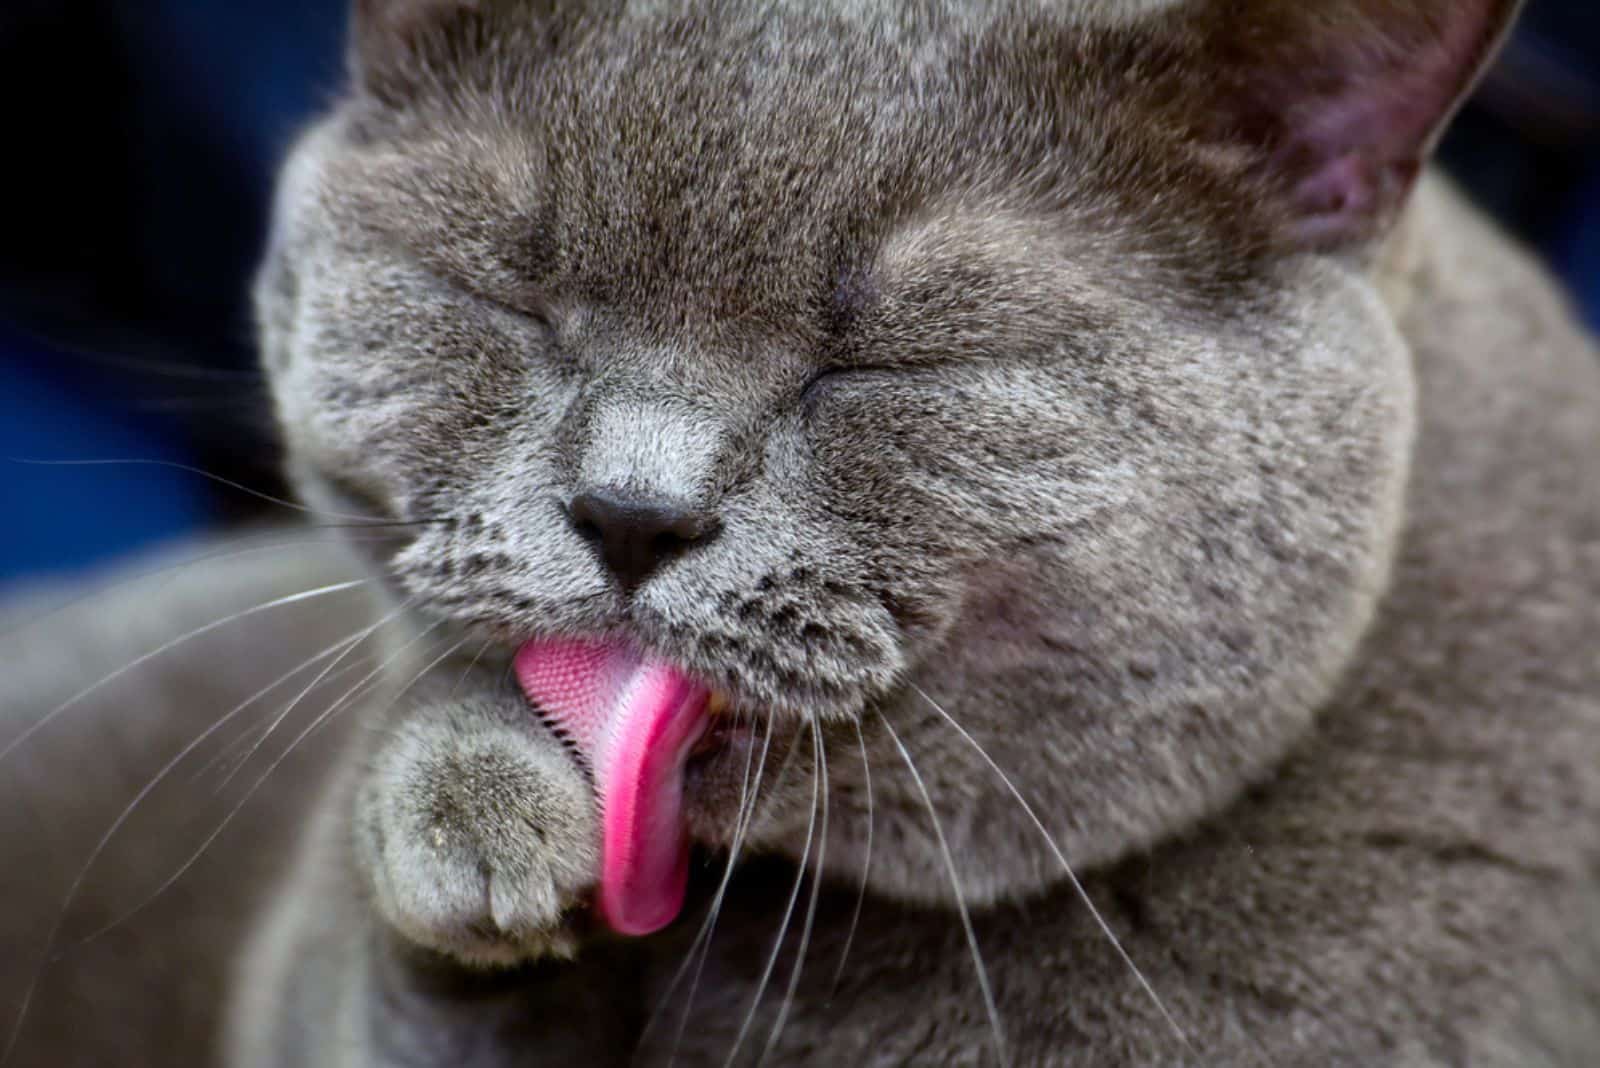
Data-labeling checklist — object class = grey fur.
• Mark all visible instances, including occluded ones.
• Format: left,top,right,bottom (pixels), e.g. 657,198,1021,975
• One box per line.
5,0,1600,1064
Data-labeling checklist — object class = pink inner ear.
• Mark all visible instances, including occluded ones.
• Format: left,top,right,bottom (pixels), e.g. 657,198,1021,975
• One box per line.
1288,58,1455,215
1286,149,1419,247
1241,1,1509,246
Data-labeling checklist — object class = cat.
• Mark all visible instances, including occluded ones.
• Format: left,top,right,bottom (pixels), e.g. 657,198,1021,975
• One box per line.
5,0,1600,1064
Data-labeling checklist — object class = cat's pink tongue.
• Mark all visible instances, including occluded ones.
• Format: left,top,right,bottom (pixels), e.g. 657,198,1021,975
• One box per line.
513,638,710,936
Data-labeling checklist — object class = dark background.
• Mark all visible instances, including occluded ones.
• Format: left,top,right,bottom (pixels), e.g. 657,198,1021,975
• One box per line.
2,0,1599,590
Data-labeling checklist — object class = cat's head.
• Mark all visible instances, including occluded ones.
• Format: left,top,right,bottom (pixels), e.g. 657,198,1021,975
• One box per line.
259,0,1520,910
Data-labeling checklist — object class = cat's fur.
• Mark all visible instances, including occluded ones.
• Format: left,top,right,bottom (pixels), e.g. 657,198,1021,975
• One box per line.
5,0,1600,1064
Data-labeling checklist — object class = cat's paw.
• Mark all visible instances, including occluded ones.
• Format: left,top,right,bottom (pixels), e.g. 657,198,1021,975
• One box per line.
357,694,598,967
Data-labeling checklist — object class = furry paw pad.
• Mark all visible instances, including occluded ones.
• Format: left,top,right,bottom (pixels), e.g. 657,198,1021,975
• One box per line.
359,701,598,966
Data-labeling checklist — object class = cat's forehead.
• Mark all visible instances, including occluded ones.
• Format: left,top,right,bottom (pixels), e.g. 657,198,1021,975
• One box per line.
622,0,1185,30
321,0,1263,333
529,19,935,323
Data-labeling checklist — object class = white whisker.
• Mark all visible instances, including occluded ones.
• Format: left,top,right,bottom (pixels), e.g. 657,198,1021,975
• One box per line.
755,726,808,804
191,655,375,787
446,639,497,701
723,720,821,1068
0,578,370,766
0,528,395,642
656,716,774,1068
760,717,828,1064
56,620,451,955
6,457,442,527
880,710,1008,1068
212,596,418,793
911,683,1192,1053
0,617,380,1067
828,718,873,998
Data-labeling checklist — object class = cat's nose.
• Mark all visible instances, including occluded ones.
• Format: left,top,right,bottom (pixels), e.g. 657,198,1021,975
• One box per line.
567,488,721,594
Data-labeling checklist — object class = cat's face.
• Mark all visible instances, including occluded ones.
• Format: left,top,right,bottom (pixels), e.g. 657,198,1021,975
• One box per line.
260,0,1514,906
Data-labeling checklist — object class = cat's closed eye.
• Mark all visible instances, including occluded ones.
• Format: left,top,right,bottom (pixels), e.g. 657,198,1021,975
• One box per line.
798,364,894,412
425,266,559,338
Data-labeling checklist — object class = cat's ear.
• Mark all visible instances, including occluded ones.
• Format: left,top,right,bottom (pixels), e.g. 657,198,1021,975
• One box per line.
1172,0,1523,250
349,0,482,99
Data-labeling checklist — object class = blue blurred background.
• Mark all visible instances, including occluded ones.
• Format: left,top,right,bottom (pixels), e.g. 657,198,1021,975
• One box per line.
2,0,1599,590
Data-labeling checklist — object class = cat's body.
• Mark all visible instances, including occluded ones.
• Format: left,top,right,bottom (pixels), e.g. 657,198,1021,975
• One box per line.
5,0,1600,1065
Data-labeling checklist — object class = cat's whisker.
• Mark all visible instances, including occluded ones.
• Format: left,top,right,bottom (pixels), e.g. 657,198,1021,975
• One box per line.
656,713,768,1055
190,654,377,787
0,578,371,767
0,527,405,643
675,711,815,1049
828,717,874,999
653,713,774,1066
754,722,808,806
910,683,1192,1054
723,719,821,1068
0,613,391,1068
211,596,420,794
880,710,1008,1068
55,620,453,957
35,342,266,383
446,638,497,701
760,717,828,1064
6,456,449,528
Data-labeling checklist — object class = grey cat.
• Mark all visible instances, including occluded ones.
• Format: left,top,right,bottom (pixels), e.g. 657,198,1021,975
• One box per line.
5,0,1600,1064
